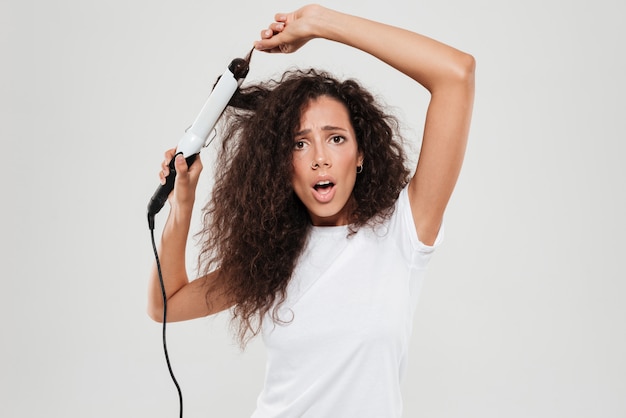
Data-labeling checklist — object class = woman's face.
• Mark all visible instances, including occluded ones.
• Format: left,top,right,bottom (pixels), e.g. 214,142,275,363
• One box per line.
291,96,363,226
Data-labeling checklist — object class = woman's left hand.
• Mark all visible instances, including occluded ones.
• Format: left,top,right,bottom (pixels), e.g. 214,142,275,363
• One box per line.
254,4,326,54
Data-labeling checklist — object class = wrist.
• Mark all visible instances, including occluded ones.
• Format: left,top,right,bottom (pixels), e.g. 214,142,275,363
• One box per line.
306,6,351,44
301,4,334,39
168,200,194,223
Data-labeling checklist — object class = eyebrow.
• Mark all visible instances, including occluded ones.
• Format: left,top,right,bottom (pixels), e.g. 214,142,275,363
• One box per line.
294,125,349,137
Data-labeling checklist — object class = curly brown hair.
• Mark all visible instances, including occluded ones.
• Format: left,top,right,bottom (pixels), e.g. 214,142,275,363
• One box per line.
197,69,411,347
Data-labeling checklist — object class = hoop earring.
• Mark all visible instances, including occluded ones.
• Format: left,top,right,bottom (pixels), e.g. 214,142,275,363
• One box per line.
356,164,363,174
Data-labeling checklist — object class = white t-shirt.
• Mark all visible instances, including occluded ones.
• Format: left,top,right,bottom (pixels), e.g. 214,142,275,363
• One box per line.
251,187,443,417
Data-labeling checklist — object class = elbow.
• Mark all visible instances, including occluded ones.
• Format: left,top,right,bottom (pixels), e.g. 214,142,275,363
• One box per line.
429,52,475,94
457,52,476,86
147,304,165,323
442,52,475,97
444,50,476,86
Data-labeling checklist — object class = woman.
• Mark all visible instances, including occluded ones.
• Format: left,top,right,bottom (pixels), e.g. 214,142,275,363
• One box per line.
149,4,474,416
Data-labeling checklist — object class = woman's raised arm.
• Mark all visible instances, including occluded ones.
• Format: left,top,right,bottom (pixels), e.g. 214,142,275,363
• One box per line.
255,4,475,245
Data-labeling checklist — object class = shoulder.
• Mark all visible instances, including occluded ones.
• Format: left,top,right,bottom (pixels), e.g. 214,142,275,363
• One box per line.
391,186,444,255
354,187,443,259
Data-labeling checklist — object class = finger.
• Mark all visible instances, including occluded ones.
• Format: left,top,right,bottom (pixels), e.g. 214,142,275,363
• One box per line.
171,155,190,190
255,33,286,53
254,41,283,53
174,153,188,175
260,24,284,40
274,13,287,22
161,161,170,181
254,39,273,52
269,22,285,33
162,148,176,171
164,147,176,160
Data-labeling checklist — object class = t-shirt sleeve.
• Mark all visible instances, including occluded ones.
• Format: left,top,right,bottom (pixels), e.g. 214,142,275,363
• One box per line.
395,186,444,255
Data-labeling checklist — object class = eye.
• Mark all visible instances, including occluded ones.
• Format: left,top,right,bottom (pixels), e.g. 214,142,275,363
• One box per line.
294,140,306,150
330,135,346,144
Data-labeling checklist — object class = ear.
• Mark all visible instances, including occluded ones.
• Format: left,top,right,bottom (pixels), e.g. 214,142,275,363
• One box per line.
357,152,364,167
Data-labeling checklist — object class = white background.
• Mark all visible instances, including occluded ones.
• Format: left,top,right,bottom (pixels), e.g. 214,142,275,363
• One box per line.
2,0,624,417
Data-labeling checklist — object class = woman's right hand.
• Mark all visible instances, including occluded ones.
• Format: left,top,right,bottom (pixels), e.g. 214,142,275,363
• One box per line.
159,148,203,210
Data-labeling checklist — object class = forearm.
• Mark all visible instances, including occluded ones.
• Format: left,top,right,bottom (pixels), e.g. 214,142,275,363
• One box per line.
310,6,474,91
147,203,193,321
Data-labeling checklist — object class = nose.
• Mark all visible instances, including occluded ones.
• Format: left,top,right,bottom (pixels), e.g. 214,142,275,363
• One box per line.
311,145,331,169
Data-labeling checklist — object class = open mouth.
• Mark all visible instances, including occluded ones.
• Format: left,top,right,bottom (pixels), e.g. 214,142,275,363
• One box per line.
314,180,335,194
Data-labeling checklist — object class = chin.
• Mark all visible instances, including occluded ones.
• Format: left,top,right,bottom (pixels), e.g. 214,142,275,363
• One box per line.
308,205,352,226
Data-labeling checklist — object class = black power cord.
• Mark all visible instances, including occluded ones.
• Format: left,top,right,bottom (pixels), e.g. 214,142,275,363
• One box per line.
150,225,184,418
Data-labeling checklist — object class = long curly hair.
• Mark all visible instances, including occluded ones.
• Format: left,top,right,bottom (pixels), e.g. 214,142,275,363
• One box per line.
197,69,411,347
